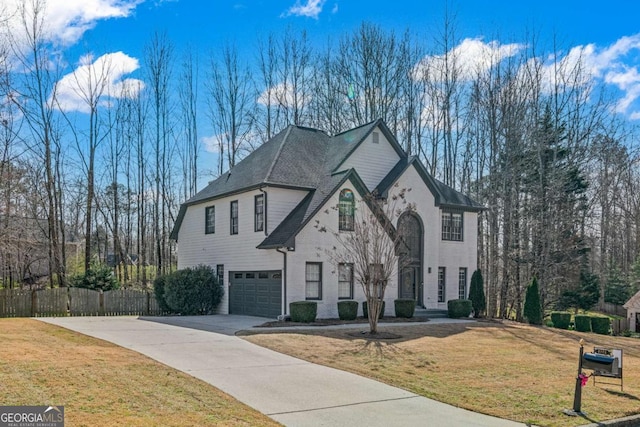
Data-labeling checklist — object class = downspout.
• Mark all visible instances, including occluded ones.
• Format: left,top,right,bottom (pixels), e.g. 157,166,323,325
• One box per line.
276,247,287,316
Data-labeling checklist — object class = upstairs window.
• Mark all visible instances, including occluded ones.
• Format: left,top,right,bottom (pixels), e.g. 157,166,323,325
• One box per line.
255,194,265,232
442,210,463,241
338,189,355,231
205,206,215,234
372,131,379,144
230,200,238,235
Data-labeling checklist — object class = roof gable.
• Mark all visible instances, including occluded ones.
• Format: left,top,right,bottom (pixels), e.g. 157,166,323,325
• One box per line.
330,119,406,173
624,290,640,309
258,169,370,249
375,157,485,212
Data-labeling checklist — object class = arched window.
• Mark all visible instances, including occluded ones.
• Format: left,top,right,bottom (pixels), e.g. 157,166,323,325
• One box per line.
338,189,354,231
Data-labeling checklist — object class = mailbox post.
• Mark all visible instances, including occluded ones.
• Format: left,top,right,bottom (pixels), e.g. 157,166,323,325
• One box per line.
573,339,585,413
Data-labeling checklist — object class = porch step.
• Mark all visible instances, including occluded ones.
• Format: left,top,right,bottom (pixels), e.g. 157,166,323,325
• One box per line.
414,308,449,319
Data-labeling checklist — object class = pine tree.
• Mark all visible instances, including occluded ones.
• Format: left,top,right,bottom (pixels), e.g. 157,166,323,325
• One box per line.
604,265,630,306
469,269,486,318
523,277,542,325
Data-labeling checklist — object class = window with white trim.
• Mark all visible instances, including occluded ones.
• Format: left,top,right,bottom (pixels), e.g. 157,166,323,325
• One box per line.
458,268,467,300
254,194,264,232
438,267,446,302
305,262,322,300
230,200,238,235
338,263,354,299
338,189,355,231
205,206,215,234
442,210,463,241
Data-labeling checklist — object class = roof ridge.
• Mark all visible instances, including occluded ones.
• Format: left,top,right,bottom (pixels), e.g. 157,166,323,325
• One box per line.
265,125,293,182
333,118,379,137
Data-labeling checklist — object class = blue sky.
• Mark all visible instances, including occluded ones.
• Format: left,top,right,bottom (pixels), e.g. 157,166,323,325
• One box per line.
5,0,640,159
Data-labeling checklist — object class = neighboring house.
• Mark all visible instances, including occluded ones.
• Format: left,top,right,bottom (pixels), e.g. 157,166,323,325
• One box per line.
624,292,640,332
170,119,483,318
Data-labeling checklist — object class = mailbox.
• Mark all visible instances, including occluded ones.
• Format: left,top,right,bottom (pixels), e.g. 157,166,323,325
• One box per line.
581,347,623,390
583,352,617,375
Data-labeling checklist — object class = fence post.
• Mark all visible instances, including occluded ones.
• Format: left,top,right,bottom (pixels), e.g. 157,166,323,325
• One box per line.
99,290,105,316
31,290,37,317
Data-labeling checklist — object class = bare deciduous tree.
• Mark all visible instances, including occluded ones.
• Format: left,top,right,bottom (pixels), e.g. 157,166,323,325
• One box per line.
316,186,414,334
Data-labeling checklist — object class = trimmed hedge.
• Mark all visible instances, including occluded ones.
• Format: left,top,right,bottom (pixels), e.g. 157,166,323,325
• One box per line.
153,275,171,313
163,265,224,315
574,315,592,332
550,312,571,329
290,301,317,323
362,300,385,319
591,316,611,335
337,300,358,320
394,299,416,318
448,299,473,318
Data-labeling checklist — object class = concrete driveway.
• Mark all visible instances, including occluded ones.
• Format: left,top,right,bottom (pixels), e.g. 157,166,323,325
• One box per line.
39,315,523,427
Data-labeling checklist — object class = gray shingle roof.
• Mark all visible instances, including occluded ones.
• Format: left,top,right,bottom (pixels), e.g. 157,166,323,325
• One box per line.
170,119,484,242
375,157,485,212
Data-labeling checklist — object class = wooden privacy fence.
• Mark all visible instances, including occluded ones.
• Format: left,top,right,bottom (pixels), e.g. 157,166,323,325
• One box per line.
0,288,163,318
611,318,630,335
596,301,627,318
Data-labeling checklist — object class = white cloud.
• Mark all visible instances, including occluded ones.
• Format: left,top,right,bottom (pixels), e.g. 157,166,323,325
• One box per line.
5,0,142,47
53,51,144,112
201,134,219,153
534,34,640,116
415,34,640,119
413,38,525,81
257,82,311,109
283,0,325,19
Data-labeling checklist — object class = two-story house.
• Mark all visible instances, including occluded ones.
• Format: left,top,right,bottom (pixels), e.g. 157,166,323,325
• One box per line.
170,119,483,318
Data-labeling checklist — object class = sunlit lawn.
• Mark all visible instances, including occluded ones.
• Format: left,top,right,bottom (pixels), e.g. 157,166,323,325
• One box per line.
241,320,640,427
0,319,280,426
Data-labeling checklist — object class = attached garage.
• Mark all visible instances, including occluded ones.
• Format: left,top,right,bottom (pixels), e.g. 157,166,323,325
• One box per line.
229,270,282,318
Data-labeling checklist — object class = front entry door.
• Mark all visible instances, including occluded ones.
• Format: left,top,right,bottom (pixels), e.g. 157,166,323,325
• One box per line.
397,213,423,306
399,266,421,302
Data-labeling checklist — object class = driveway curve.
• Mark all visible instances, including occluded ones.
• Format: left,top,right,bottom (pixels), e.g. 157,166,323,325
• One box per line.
39,315,523,427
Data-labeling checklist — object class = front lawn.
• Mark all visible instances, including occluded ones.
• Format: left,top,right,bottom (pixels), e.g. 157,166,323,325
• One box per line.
0,319,280,426
240,321,640,427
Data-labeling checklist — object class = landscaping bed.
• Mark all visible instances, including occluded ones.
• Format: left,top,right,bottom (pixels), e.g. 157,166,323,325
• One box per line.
257,316,430,327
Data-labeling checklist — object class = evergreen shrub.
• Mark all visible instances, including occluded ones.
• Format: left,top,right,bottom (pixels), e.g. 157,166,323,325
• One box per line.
163,265,223,315
591,316,611,335
574,315,592,332
523,278,542,325
447,299,472,318
337,300,358,320
550,312,571,329
394,299,416,318
153,275,171,313
71,261,120,291
290,301,317,322
469,270,486,318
